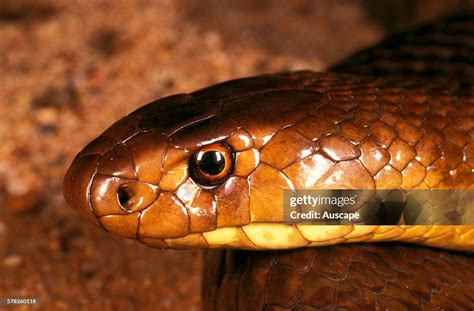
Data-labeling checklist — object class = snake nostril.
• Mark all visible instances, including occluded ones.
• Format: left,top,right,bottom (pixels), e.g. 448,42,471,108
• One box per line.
117,185,134,210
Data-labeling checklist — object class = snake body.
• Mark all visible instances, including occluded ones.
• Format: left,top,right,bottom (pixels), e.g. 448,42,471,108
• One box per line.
63,13,474,309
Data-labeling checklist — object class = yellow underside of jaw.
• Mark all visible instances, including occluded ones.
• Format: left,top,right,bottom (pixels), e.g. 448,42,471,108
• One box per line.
156,224,474,252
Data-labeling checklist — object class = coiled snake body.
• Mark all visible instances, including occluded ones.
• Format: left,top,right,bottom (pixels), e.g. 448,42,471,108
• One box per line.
64,14,474,309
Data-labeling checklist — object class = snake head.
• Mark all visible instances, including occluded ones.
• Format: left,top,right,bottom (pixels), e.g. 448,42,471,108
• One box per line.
63,94,206,247
64,72,387,249
63,89,253,248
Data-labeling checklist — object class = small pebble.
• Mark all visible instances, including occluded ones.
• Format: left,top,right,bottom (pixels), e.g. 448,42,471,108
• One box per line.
3,255,23,267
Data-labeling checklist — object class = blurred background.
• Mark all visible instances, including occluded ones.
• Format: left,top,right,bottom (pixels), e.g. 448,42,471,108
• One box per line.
1,0,473,310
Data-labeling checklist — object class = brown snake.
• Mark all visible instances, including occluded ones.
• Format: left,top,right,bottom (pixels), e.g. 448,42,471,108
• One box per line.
63,14,474,309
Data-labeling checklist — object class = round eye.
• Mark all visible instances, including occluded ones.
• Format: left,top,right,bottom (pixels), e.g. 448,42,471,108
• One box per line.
190,143,234,188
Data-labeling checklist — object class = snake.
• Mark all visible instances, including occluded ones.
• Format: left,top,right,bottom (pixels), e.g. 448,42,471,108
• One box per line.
63,13,474,309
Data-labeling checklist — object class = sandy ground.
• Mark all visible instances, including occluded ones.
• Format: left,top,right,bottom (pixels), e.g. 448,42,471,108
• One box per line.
0,0,471,310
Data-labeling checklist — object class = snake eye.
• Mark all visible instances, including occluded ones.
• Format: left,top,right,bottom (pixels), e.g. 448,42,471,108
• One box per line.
190,142,234,188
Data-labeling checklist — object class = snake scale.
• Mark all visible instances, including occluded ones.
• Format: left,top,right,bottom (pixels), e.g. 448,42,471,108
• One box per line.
64,14,474,309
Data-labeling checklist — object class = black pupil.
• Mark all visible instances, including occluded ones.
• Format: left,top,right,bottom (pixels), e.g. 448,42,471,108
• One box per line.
199,151,225,175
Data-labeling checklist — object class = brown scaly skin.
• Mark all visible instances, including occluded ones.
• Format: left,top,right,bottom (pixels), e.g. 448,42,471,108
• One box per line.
63,13,474,309
202,244,474,310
